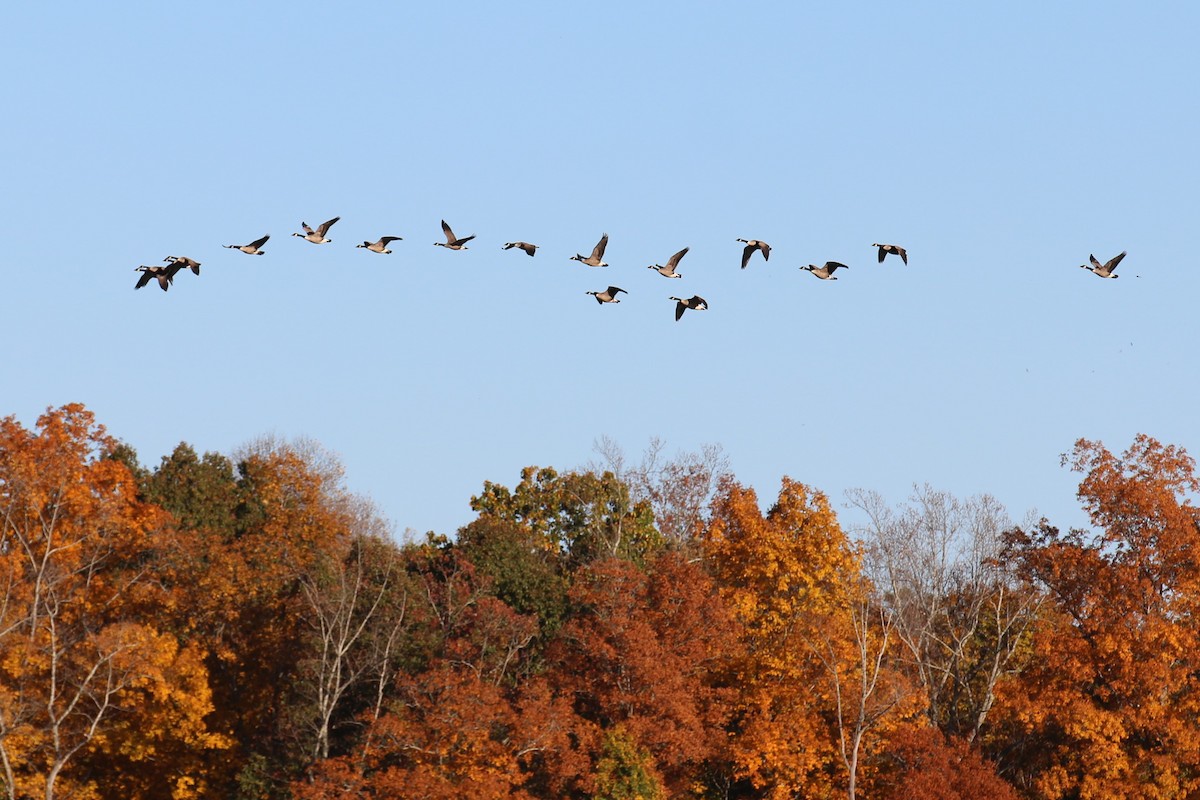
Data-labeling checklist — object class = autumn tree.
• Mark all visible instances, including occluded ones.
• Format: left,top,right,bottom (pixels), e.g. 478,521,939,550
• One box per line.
998,435,1200,798
548,553,741,796
0,405,225,800
295,545,558,800
872,725,1020,800
704,477,914,799
143,435,371,797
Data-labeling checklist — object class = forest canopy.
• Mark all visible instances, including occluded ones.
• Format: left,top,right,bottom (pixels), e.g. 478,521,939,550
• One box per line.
2,404,1196,800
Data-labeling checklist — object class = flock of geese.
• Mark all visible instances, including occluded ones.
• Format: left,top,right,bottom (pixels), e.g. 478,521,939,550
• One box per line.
134,216,1128,319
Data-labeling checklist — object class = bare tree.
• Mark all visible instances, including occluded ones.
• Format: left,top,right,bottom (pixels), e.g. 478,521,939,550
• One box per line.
847,485,1041,741
810,581,901,800
297,530,408,762
591,436,730,548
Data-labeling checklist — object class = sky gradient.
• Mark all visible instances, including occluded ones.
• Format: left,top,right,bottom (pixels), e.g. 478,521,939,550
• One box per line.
4,2,1197,538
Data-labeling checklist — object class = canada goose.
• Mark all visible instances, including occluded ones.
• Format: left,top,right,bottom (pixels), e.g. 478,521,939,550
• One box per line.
802,262,849,280
570,233,609,267
649,247,688,278
357,236,403,254
1081,251,1126,278
503,241,539,257
873,243,908,265
737,239,771,269
134,263,184,292
224,234,269,255
293,217,340,244
164,255,201,276
435,220,475,250
587,286,626,304
670,295,708,321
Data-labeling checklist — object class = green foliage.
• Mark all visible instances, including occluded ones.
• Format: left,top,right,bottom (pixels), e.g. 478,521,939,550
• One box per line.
592,727,667,800
146,441,244,540
470,465,663,568
456,516,569,633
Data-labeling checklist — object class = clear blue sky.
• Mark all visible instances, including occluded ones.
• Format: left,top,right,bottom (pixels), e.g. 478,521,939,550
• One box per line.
4,2,1197,538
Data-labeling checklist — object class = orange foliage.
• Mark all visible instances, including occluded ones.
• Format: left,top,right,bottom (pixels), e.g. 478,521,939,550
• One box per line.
704,477,914,799
874,725,1020,800
999,435,1200,799
0,405,226,800
548,554,741,795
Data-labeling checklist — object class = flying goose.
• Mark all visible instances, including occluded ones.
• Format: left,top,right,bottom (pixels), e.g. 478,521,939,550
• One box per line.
503,241,539,256
435,219,475,250
134,263,184,292
737,239,771,269
670,295,708,321
293,217,340,244
570,233,609,267
224,234,269,255
164,255,201,276
873,243,908,265
802,262,849,280
1081,251,1126,278
587,286,626,304
649,246,689,278
357,236,403,254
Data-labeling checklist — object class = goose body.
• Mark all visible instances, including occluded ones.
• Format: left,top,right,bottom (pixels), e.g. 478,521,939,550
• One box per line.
357,236,403,254
503,241,539,257
224,234,269,255
1081,251,1126,278
134,263,184,292
670,294,708,321
587,286,626,304
873,243,907,265
737,238,771,269
803,262,849,280
293,217,340,244
649,246,688,278
571,233,609,267
164,255,201,275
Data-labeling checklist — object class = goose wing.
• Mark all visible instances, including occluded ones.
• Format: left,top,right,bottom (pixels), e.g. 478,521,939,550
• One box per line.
1105,251,1127,271
689,295,707,308
135,270,153,289
877,246,887,263
898,246,908,265
674,299,686,321
1089,254,1102,270
667,247,689,269
825,261,849,273
759,242,770,261
607,286,626,296
441,219,457,244
591,233,609,260
453,234,476,246
741,243,754,269
379,236,403,245
301,221,316,235
250,234,270,249
316,217,340,236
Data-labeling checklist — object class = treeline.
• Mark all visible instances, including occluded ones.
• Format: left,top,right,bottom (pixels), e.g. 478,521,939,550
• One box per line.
2,405,1199,799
